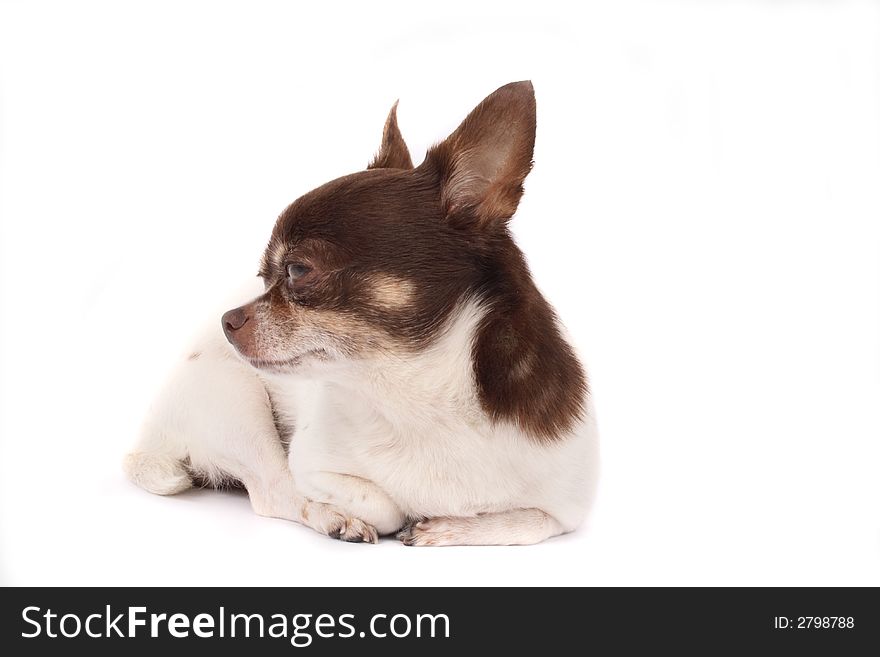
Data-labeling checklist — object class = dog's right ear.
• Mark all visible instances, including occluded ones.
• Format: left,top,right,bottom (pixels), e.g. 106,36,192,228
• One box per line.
422,81,536,231
367,101,414,170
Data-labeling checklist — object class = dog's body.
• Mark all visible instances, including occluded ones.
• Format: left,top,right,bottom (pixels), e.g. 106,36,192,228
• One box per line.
124,82,599,545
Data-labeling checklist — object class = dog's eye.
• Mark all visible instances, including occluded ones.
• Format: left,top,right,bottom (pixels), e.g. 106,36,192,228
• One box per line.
286,263,311,281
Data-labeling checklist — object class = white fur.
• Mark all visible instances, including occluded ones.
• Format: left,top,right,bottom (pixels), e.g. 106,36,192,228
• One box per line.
125,294,598,546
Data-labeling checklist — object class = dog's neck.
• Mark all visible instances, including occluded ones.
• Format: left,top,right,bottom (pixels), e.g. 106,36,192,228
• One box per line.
309,285,587,442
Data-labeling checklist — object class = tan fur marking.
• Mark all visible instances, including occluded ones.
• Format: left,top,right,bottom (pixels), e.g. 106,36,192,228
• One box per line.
369,274,415,310
509,350,535,381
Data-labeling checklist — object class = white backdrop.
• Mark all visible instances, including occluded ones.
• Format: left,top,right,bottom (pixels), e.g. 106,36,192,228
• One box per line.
1,0,878,586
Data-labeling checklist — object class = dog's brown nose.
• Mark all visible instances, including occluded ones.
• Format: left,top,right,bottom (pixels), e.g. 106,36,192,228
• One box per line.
222,307,249,337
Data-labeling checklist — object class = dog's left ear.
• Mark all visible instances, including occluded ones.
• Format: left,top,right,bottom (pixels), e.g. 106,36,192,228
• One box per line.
367,101,414,170
423,81,536,229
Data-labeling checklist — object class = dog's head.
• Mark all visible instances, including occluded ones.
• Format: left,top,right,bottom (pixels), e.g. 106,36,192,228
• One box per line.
222,81,537,376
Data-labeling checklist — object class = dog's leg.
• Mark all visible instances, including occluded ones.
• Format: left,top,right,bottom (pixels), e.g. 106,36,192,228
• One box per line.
126,417,378,543
301,472,406,536
124,327,378,542
123,433,192,496
397,508,564,546
243,466,379,543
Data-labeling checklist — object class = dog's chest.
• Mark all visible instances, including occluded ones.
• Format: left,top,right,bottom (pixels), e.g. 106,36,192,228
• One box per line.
276,377,532,517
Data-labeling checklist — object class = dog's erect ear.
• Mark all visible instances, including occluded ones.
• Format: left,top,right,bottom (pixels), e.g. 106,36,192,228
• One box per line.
424,81,536,229
367,101,414,170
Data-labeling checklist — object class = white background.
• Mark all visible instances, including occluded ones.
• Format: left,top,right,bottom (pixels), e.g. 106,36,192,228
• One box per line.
1,0,878,586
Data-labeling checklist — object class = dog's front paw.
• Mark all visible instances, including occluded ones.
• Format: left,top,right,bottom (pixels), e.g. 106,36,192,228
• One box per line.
329,515,379,544
398,517,463,547
305,501,379,544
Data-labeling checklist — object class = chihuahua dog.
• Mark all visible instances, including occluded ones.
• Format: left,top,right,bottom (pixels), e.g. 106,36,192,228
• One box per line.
124,81,598,545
